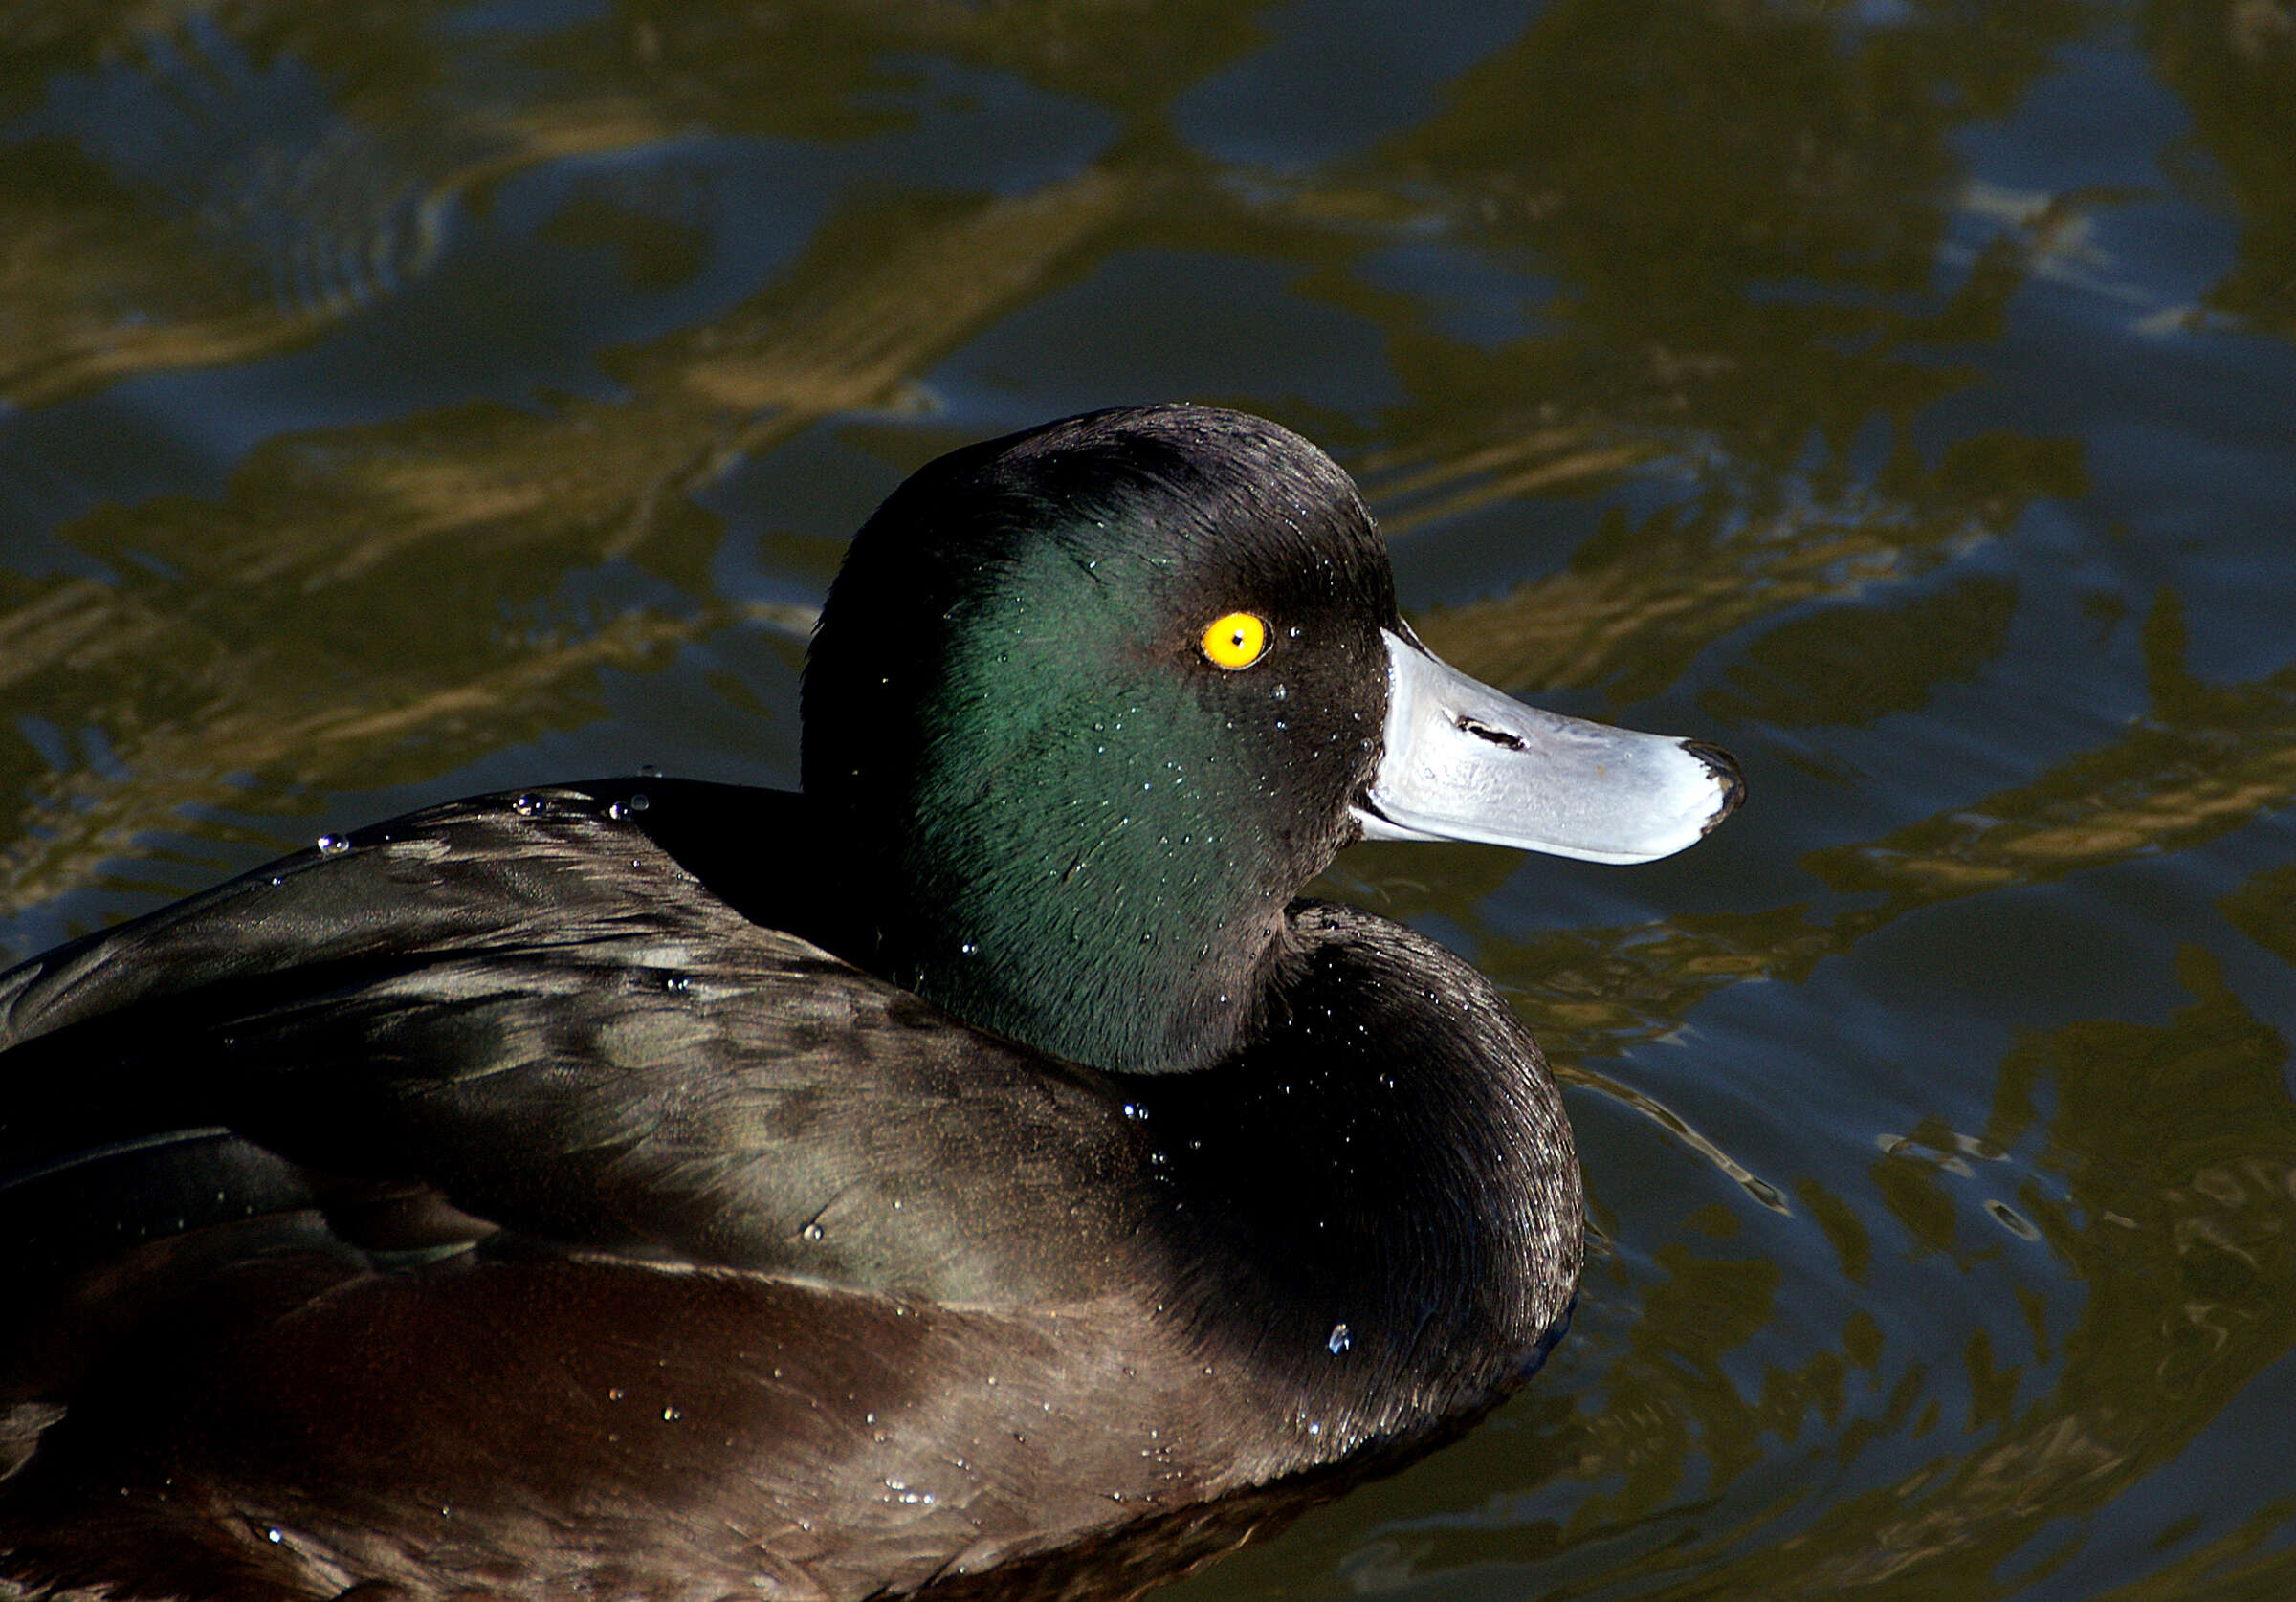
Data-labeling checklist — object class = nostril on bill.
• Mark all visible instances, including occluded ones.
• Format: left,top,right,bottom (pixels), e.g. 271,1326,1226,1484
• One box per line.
1454,714,1527,752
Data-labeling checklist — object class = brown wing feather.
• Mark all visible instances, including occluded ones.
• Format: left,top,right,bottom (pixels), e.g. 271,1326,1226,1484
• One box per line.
0,785,1150,1304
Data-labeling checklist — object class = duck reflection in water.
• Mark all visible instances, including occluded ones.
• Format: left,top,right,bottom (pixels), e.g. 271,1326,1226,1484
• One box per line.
0,406,1741,1602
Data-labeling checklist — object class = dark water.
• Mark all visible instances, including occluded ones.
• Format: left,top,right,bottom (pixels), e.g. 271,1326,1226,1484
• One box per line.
4,1,2294,1596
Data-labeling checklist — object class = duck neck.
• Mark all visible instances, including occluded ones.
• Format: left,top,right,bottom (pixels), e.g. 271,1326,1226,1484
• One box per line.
821,684,1317,1074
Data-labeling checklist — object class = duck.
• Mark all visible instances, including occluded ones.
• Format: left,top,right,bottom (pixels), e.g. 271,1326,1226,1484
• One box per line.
0,406,1741,1602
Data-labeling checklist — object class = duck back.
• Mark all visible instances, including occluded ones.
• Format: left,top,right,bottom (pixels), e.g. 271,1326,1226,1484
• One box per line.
0,781,1577,1602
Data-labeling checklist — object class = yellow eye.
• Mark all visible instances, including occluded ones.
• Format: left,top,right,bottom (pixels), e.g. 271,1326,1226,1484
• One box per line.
1200,611,1269,670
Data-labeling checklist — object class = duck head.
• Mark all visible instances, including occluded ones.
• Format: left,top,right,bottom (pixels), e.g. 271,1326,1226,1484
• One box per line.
804,406,1740,1074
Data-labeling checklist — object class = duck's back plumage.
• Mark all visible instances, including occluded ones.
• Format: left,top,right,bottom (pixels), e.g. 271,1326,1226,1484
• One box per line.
2,782,1147,1306
0,781,1577,1602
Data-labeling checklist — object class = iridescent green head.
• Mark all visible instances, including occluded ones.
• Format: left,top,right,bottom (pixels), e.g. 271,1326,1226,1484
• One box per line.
806,407,1395,1072
804,406,1741,1073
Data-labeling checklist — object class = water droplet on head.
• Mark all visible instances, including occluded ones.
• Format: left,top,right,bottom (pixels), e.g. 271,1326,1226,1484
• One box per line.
1122,1103,1148,1121
627,792,650,812
514,793,545,817
1327,1322,1352,1355
264,1526,284,1545
315,835,348,855
1288,625,1303,639
607,1388,625,1401
638,763,660,779
663,975,690,994
802,1221,826,1241
661,1405,681,1422
960,941,978,956
1272,683,1288,700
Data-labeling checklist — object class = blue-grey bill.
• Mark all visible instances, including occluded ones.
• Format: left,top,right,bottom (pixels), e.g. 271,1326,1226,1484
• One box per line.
1353,629,1743,865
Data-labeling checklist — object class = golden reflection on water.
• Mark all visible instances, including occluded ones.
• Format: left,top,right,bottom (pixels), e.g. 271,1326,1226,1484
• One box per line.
3,0,2295,1598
